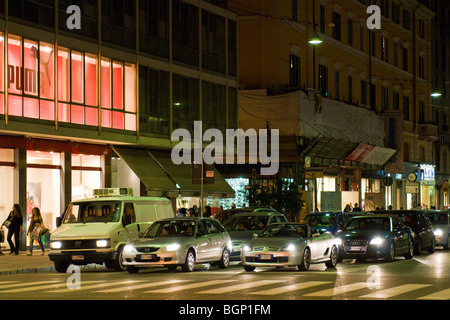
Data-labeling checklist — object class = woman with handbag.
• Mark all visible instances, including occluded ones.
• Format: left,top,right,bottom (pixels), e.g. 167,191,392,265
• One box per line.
27,207,46,256
2,204,23,255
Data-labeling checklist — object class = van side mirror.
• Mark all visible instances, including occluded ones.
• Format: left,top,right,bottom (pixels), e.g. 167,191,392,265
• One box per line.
138,232,144,238
56,217,62,228
122,214,132,227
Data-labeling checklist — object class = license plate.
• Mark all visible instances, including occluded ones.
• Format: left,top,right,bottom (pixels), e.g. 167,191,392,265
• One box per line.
140,254,155,260
349,246,365,251
72,255,84,261
259,254,272,260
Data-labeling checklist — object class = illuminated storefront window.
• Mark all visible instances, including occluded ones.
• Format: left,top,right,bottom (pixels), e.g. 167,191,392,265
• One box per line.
2,34,137,132
72,154,102,201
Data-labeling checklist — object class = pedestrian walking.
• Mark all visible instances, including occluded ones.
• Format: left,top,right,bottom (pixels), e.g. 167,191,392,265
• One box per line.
27,207,46,256
2,204,23,255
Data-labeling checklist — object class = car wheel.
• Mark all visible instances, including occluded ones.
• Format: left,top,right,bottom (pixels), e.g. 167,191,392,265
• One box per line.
244,265,255,272
427,237,435,253
111,246,127,271
127,265,139,273
404,238,414,259
54,262,70,273
444,236,450,250
414,238,422,255
297,247,311,271
325,246,338,268
217,248,230,269
384,242,395,262
181,249,196,272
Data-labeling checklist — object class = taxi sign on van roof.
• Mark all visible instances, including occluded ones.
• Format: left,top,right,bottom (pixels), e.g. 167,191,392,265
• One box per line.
93,188,133,197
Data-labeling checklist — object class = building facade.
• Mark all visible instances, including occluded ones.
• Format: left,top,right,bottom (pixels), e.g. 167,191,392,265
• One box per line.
0,0,237,250
228,0,435,215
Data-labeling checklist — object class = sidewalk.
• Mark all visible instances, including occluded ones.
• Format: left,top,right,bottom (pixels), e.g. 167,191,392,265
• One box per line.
0,250,55,275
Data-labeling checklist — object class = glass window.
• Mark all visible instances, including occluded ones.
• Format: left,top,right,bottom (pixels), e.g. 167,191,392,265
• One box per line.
40,100,54,121
112,110,124,129
8,95,22,116
58,47,70,102
8,35,22,95
71,104,84,124
39,42,54,100
58,103,70,122
71,51,84,103
112,61,123,109
0,94,4,114
101,58,111,109
101,109,111,128
85,107,98,126
0,33,4,91
125,113,136,131
85,53,98,106
23,97,39,118
23,39,38,96
124,63,136,113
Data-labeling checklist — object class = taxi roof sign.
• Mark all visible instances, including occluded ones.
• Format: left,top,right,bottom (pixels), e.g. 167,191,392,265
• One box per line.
93,188,134,197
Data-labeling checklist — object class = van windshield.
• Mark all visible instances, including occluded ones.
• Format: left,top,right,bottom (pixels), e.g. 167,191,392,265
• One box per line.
63,201,122,224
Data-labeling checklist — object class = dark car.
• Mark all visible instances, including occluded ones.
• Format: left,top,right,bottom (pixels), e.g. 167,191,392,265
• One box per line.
223,211,288,260
424,210,450,250
215,207,276,224
372,210,435,254
336,215,414,262
305,211,366,235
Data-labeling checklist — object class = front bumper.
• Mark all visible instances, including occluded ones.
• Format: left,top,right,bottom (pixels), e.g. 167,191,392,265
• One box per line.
338,244,390,259
242,251,301,267
49,250,117,265
122,251,186,267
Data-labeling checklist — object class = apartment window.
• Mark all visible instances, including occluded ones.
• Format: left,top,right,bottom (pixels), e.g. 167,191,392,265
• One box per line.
348,75,353,103
202,10,226,74
289,54,300,88
419,20,425,39
173,74,199,133
371,31,376,56
173,0,199,66
380,0,389,17
292,0,298,22
370,84,376,111
139,0,169,58
403,10,411,30
419,56,425,79
382,87,390,110
393,92,399,110
403,96,410,121
335,70,340,100
419,101,425,123
402,47,408,71
332,12,341,41
392,2,400,23
394,43,398,66
348,18,353,47
318,65,328,97
360,25,365,51
381,37,388,62
320,5,325,33
360,80,367,106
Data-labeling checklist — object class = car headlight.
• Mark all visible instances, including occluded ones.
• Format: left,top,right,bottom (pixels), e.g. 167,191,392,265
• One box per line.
281,244,296,252
243,245,253,252
434,229,443,236
96,240,110,248
124,244,135,253
162,243,181,252
50,241,62,249
370,237,385,245
335,238,342,246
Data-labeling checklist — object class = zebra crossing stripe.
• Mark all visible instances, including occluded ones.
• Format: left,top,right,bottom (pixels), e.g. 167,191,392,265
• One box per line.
94,279,188,293
197,280,283,295
250,281,332,296
417,288,450,300
0,281,59,290
303,282,367,297
48,280,145,293
0,281,101,293
360,284,432,299
144,280,237,293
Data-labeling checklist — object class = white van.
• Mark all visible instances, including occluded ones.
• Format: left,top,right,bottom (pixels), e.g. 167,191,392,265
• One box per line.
49,188,174,272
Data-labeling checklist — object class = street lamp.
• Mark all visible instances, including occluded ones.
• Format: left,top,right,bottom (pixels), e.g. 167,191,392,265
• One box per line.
309,32,323,44
430,92,442,97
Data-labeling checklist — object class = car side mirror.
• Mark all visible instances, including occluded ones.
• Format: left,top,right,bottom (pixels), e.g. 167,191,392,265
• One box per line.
138,232,144,238
253,233,259,238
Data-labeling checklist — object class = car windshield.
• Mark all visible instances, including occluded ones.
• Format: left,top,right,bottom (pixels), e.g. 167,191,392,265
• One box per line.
305,213,337,227
344,217,390,231
426,212,449,225
63,201,122,224
144,220,196,237
224,215,269,231
260,224,308,238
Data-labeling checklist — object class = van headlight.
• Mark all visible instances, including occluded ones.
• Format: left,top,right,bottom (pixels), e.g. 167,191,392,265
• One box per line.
96,239,110,248
434,229,443,236
50,241,62,249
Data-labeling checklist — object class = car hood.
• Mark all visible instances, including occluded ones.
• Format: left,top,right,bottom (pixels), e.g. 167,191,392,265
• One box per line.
228,230,260,242
129,236,191,247
337,230,390,240
246,237,306,248
51,223,120,240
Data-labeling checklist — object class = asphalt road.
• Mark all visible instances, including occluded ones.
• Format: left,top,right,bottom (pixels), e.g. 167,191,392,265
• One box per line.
1,249,449,303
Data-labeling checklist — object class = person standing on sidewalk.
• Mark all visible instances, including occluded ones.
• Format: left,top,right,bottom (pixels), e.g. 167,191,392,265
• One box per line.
27,207,45,256
2,204,23,255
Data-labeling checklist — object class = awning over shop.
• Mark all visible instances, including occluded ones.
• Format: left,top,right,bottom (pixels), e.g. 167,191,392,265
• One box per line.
113,146,235,198
345,143,397,166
